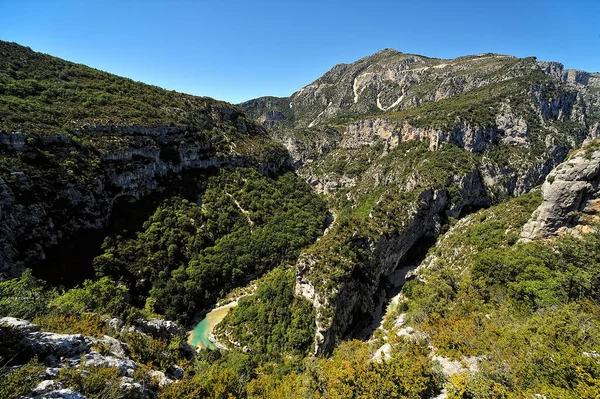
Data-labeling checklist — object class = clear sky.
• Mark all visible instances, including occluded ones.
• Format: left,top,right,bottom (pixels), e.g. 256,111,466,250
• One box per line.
1,0,599,104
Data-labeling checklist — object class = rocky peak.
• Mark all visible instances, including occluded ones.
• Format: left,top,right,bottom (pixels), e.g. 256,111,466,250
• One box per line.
538,60,600,87
521,142,600,240
242,49,598,136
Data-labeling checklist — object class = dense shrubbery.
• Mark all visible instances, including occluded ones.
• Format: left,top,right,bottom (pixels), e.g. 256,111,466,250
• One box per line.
94,168,328,324
0,269,57,320
58,362,124,399
214,267,315,358
245,339,439,399
0,41,237,133
0,358,45,399
400,191,600,397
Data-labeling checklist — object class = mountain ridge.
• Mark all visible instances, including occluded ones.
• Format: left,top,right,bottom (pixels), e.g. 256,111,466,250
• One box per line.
0,41,293,282
235,47,600,355
240,48,599,131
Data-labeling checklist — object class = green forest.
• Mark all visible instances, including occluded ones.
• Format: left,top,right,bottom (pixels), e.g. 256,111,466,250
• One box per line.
2,40,600,399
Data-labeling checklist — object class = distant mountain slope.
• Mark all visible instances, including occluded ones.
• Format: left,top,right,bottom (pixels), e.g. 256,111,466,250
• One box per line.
241,49,600,130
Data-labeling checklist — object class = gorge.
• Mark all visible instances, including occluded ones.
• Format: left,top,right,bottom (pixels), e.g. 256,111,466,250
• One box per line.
2,41,600,398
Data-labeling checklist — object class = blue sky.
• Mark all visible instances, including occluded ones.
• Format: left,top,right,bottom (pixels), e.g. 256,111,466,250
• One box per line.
1,0,599,103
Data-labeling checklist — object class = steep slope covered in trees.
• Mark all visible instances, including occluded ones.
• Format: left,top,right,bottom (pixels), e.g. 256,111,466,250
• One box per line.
2,43,600,398
0,41,289,282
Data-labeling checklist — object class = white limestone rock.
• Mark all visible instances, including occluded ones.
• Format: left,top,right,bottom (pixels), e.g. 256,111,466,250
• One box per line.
522,146,600,240
0,317,40,333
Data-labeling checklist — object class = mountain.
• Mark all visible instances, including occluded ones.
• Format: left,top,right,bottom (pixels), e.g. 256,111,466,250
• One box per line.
240,49,600,355
2,43,600,399
241,49,599,130
0,41,297,283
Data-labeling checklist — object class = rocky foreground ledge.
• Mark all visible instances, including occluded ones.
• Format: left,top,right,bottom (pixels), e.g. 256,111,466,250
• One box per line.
0,316,187,399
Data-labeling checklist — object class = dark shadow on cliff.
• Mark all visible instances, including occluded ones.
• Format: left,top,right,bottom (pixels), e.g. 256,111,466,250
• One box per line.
348,235,437,341
32,167,225,288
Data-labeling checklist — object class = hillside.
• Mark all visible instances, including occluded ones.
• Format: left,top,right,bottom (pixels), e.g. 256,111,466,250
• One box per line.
241,49,600,130
240,49,600,355
0,41,297,282
2,43,600,399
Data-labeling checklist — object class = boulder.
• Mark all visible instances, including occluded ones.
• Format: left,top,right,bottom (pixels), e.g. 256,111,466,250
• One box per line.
168,364,185,380
34,388,87,399
136,318,179,338
103,317,124,332
0,317,40,333
522,146,600,240
85,335,129,358
432,355,481,378
372,343,392,362
76,351,138,377
24,332,88,358
31,380,64,396
149,369,173,387
118,377,144,396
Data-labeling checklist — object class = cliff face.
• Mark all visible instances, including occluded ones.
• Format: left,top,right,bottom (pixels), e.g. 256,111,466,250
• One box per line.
521,142,600,240
1,316,186,398
295,150,565,354
241,49,600,354
0,124,290,281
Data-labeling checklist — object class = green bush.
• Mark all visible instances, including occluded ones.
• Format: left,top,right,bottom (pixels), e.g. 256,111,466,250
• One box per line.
50,277,130,317
0,269,57,320
0,358,44,399
58,360,125,399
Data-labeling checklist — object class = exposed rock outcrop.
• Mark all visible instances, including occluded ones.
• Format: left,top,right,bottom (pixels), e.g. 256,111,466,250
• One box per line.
521,144,600,240
295,130,576,353
341,118,502,153
2,317,182,398
270,127,341,168
537,61,600,88
0,316,41,333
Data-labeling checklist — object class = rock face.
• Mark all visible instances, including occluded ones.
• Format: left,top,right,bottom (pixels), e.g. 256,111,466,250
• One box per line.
521,144,600,240
0,124,291,281
23,332,89,358
264,49,600,354
0,316,41,332
270,127,341,169
241,51,600,132
3,317,182,398
340,118,516,153
537,61,600,88
300,140,573,354
136,318,180,338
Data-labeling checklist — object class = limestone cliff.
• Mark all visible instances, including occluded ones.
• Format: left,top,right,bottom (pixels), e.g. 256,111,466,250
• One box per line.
251,49,600,354
521,142,600,240
0,125,290,281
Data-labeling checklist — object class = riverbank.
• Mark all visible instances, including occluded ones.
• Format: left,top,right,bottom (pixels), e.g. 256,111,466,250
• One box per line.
188,301,238,350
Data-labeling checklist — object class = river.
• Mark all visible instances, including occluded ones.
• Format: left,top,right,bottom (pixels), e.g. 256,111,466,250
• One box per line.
188,301,237,350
